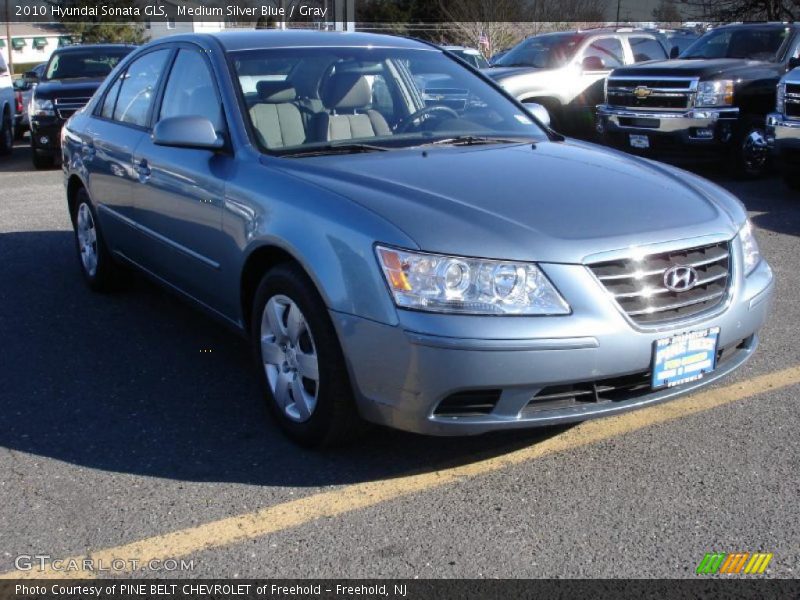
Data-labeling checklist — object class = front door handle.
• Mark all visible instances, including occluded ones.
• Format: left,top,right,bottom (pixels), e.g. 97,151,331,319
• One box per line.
135,159,151,182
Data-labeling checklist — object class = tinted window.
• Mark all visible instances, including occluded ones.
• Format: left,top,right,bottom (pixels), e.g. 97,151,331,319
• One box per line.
101,76,123,119
682,27,790,61
113,49,170,127
495,33,583,69
45,49,130,80
160,49,222,130
583,38,624,68
630,37,668,62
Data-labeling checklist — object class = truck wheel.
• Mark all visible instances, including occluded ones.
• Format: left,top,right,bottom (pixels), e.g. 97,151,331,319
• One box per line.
0,111,13,156
32,150,55,170
251,263,366,447
730,120,769,179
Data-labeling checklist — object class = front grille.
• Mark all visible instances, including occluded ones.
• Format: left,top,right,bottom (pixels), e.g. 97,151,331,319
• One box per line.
54,97,90,120
607,77,695,111
434,389,501,417
786,84,800,118
589,241,731,325
523,337,751,413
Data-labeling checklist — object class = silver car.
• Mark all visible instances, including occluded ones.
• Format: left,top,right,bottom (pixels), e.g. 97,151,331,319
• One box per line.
62,31,774,446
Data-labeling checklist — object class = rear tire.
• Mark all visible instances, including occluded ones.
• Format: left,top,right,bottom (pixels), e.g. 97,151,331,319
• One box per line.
784,169,800,191
250,263,365,447
71,188,121,292
0,111,13,156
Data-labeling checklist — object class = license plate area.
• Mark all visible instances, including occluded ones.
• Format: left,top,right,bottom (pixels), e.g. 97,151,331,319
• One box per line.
652,327,720,389
629,134,650,148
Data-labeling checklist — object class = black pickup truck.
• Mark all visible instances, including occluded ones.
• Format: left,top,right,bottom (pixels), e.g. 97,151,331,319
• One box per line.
597,23,800,177
28,44,134,168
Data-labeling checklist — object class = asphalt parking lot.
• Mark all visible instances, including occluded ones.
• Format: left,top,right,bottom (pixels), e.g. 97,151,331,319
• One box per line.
1,139,799,580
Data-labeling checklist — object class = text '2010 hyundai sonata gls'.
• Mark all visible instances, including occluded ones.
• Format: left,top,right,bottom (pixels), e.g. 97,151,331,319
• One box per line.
62,31,774,446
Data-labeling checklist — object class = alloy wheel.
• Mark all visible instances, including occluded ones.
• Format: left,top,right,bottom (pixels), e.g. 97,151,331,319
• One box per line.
76,203,98,277
260,295,320,423
741,129,768,175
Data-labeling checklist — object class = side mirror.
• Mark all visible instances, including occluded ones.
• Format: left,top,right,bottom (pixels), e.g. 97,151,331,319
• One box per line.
670,46,680,59
13,78,28,91
789,56,800,70
581,56,606,71
23,70,40,83
152,116,224,151
525,102,551,129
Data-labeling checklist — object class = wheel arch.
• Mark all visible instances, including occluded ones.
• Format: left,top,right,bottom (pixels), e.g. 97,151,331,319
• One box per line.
66,173,88,219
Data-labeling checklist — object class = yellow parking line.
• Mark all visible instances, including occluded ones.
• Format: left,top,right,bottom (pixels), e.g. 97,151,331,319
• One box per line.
4,365,800,580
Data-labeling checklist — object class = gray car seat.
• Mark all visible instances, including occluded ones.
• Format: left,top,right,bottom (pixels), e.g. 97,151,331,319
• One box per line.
315,72,391,142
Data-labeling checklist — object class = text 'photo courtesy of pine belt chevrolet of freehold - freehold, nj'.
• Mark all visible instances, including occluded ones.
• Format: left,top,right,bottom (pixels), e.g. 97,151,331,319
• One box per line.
1,0,800,597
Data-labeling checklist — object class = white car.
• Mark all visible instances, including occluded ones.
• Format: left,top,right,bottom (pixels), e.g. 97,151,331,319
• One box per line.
0,52,15,155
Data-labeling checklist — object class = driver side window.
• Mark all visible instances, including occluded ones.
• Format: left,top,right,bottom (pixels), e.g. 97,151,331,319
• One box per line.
582,37,624,68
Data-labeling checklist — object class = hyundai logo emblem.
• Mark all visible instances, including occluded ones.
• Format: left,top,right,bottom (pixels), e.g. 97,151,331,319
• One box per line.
664,266,699,292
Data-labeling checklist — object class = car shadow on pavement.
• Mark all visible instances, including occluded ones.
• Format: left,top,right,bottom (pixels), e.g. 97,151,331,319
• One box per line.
0,230,571,488
0,140,59,174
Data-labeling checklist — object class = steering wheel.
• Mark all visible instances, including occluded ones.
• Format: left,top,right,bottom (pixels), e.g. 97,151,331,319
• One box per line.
396,105,460,133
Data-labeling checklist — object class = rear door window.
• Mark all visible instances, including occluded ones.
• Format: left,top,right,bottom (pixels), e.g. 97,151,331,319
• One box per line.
583,37,625,68
630,37,668,63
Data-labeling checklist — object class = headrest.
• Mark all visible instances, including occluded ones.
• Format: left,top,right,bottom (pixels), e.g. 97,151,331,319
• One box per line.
256,80,298,103
321,72,371,110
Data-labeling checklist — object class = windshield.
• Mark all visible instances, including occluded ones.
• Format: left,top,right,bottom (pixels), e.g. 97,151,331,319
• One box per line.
680,27,790,61
230,47,546,155
494,33,582,69
45,49,130,80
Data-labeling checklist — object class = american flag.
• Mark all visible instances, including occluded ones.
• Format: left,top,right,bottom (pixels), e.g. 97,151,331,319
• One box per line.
478,32,489,48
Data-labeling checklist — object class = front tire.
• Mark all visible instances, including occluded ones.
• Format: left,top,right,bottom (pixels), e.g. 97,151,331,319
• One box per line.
251,263,364,447
32,150,55,170
729,119,769,179
0,111,13,156
71,188,120,292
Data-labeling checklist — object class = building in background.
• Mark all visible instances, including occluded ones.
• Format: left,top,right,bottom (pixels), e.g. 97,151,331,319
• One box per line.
0,24,70,72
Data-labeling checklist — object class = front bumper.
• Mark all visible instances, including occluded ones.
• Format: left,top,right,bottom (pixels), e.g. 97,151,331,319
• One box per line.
332,252,774,436
29,117,64,154
596,105,740,152
767,112,800,155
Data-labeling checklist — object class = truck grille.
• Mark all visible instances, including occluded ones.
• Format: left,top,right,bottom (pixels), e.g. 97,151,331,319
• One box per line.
786,83,800,119
606,77,696,112
54,97,91,120
589,241,731,325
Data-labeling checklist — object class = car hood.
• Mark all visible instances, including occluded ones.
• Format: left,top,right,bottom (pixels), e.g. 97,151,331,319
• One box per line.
33,78,105,100
610,58,781,79
270,140,743,263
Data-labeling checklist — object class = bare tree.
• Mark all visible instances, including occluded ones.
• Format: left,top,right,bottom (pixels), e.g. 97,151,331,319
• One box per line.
681,0,799,21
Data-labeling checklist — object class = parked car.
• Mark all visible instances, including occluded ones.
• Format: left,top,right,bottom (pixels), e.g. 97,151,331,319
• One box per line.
0,52,16,156
485,28,670,135
489,48,510,65
29,44,134,169
442,45,489,69
767,66,800,189
63,31,774,447
662,28,702,57
12,62,46,140
597,23,800,177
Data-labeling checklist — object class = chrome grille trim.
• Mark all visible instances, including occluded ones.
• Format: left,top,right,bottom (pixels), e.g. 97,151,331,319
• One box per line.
606,76,698,111
588,241,732,325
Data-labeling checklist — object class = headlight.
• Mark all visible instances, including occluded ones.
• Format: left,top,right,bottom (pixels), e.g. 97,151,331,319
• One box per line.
696,80,734,107
777,83,785,114
30,97,54,117
375,246,570,315
739,220,761,276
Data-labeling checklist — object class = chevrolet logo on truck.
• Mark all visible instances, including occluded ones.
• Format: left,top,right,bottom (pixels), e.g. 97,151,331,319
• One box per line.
633,86,652,99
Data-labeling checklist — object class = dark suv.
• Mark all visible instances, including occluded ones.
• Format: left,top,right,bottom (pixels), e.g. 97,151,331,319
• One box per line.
597,23,800,177
28,44,134,168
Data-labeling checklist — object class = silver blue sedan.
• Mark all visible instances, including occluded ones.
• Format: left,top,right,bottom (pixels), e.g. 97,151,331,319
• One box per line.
62,31,774,446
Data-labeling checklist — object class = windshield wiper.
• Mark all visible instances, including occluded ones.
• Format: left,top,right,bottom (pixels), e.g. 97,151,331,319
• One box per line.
419,135,526,147
281,142,389,157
